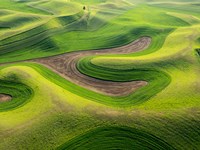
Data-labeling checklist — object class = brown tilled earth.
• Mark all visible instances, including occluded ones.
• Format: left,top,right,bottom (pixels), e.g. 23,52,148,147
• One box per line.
30,37,151,96
0,94,12,102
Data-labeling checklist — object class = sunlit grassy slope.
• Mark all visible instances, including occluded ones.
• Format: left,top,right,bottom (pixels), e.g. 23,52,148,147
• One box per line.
0,0,200,150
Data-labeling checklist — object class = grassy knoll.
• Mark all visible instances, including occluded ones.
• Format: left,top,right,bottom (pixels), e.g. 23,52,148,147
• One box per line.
29,0,82,16
78,57,171,106
0,0,200,150
87,24,200,110
0,64,199,149
0,79,33,112
0,62,170,107
57,126,175,150
0,0,51,15
150,2,200,18
0,3,186,63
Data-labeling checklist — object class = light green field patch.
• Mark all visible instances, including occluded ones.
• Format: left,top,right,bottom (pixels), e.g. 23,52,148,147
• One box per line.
91,25,200,65
0,65,103,129
0,0,51,15
167,12,200,25
0,1,200,149
30,0,82,16
71,0,107,5
113,5,190,27
89,24,200,111
0,12,51,40
0,13,41,28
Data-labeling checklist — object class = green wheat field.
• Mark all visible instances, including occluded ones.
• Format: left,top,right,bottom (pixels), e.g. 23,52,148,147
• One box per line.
0,0,200,149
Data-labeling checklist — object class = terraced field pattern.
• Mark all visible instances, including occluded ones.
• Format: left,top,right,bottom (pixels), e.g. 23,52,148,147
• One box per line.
0,0,200,149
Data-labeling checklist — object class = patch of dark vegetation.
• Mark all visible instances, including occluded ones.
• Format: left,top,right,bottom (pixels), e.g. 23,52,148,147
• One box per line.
67,18,88,31
35,38,58,52
0,16,39,28
3,73,21,82
0,10,11,16
0,25,47,46
197,37,200,44
0,26,10,29
105,27,173,50
0,26,58,55
191,3,200,6
195,48,200,56
0,79,34,111
57,11,84,26
57,126,175,150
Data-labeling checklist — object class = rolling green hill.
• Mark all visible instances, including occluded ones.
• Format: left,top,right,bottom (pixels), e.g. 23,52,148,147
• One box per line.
0,0,200,149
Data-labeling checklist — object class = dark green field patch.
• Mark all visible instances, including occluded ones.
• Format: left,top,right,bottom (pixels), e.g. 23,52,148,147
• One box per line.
57,126,175,150
0,79,33,112
196,37,200,45
77,57,171,106
57,11,84,26
150,3,200,18
1,62,169,107
0,16,40,28
195,48,200,56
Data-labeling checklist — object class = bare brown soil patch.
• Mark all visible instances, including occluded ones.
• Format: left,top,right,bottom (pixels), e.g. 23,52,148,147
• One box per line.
31,37,151,96
0,94,12,103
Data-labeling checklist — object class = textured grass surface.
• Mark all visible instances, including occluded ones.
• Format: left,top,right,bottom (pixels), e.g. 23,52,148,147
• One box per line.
0,0,200,149
29,0,82,15
78,56,171,106
57,126,175,150
0,79,33,112
0,64,199,149
0,0,50,15
0,62,170,107
0,2,180,63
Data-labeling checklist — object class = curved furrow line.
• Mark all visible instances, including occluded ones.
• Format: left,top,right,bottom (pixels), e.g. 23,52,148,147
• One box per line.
0,79,33,112
57,126,175,150
32,37,151,96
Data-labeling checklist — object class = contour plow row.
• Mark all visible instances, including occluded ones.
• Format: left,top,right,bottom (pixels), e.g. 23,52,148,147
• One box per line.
0,0,200,149
0,36,171,107
0,78,33,112
32,37,151,98
57,127,175,150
